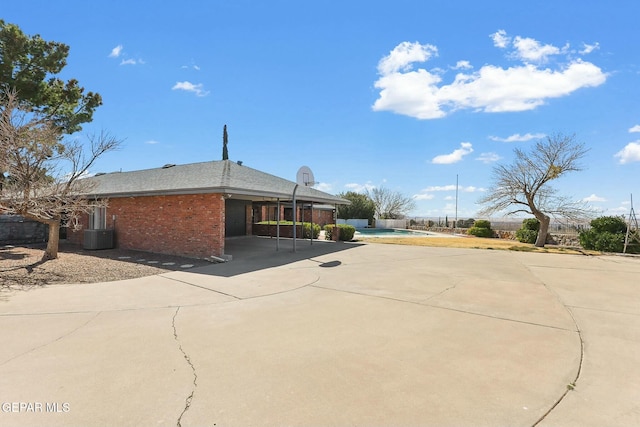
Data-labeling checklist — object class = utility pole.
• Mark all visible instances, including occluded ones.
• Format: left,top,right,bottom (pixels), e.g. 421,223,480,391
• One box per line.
455,174,459,233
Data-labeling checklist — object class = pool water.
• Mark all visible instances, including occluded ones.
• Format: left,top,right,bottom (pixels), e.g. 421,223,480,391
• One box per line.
354,228,432,237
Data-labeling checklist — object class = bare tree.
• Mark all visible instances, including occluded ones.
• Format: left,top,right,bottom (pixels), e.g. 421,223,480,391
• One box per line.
367,186,416,219
0,90,121,260
478,133,591,247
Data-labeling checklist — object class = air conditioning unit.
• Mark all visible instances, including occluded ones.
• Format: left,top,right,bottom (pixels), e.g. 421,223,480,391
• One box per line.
83,229,114,250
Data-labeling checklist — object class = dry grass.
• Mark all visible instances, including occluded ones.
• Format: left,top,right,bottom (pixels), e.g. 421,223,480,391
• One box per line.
358,235,594,255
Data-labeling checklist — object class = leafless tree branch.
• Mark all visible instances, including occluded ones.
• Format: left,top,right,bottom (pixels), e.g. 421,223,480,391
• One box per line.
477,133,594,247
1,88,122,260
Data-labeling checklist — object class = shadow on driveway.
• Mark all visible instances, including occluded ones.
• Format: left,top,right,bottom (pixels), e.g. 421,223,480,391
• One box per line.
191,236,363,277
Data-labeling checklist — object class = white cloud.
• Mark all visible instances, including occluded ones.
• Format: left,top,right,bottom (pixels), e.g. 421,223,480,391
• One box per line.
489,132,546,142
172,81,210,97
453,60,472,70
419,185,485,193
423,185,457,192
629,125,640,133
432,142,473,164
109,45,123,58
606,206,629,214
614,141,640,164
377,41,438,75
583,194,606,202
462,186,486,193
344,182,375,193
580,42,600,55
314,182,332,192
413,193,435,200
491,30,510,48
145,140,160,145
372,33,606,120
512,36,563,63
109,45,144,65
476,152,501,163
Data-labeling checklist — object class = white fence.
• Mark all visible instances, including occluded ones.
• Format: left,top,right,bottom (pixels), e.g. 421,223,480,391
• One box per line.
375,219,407,229
337,219,369,228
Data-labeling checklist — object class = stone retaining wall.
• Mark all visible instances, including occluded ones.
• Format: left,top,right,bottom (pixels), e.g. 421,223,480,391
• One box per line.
411,226,581,247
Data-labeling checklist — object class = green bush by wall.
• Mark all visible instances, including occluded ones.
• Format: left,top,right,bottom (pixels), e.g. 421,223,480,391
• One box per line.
303,223,321,239
473,219,492,229
515,218,540,243
467,219,493,238
579,216,631,253
467,226,493,238
324,224,356,241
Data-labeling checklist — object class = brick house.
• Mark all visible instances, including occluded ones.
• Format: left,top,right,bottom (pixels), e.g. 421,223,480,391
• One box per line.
67,160,349,259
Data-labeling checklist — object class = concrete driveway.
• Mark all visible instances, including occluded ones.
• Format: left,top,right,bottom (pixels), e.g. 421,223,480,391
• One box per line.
1,237,639,426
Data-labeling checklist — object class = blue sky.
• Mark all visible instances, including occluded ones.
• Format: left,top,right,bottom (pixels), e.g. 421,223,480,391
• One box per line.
4,1,640,219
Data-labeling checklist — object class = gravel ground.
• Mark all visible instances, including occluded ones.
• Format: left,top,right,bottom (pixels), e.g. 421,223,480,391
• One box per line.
0,243,213,290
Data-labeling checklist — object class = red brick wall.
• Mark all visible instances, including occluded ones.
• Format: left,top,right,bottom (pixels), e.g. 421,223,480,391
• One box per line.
256,205,335,227
68,193,225,258
302,209,334,227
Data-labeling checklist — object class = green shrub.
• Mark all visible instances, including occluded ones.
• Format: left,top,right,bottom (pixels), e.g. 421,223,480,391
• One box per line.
303,223,321,239
589,216,627,234
521,218,540,231
473,219,492,229
515,218,540,243
324,224,334,240
515,229,538,244
579,230,625,252
579,216,628,252
338,224,356,240
467,226,494,238
324,224,356,241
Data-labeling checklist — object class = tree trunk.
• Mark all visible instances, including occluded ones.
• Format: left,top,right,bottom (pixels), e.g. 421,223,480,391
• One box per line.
42,220,61,261
535,215,550,247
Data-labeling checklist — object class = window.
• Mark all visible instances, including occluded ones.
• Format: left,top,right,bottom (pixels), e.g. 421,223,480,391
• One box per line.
89,207,107,229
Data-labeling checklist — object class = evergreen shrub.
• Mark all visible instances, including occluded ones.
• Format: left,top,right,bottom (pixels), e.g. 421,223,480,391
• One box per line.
467,219,493,238
579,216,629,253
515,218,540,244
324,224,356,241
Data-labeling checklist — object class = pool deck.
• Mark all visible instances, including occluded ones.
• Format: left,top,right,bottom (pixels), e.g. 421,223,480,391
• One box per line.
355,228,461,238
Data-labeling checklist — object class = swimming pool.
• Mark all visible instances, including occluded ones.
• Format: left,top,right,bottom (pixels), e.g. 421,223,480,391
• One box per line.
354,228,434,238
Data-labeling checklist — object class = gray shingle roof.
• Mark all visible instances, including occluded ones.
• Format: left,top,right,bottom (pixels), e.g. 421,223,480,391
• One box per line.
82,160,349,205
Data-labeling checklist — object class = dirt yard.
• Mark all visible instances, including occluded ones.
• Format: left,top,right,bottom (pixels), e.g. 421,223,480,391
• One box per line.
0,243,212,290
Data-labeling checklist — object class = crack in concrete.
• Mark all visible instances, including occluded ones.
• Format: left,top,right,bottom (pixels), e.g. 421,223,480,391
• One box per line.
531,305,584,427
160,274,242,300
310,284,576,332
172,306,197,427
0,311,101,367
510,255,585,427
312,277,584,425
422,277,463,302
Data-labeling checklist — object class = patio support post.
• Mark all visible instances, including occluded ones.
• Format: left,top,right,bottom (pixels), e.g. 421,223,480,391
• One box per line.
310,202,314,245
292,184,299,252
276,199,280,251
